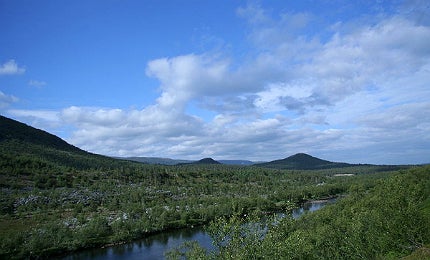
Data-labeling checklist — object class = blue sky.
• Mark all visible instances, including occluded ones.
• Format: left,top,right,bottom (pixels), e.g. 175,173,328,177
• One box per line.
1,0,430,164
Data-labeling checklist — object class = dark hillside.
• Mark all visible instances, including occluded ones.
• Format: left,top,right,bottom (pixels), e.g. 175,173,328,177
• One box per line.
256,153,352,170
195,158,221,164
176,157,222,166
0,115,83,153
0,116,133,177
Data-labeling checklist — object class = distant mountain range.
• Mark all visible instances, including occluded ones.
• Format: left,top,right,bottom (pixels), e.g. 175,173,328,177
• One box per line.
121,157,193,165
122,156,256,166
121,153,357,169
0,115,414,171
122,153,366,169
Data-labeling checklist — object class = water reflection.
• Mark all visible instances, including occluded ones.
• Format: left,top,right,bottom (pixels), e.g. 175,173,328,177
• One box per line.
292,198,337,219
292,199,335,219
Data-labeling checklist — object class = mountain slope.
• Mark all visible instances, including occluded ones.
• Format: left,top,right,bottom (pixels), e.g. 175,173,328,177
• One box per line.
0,115,128,173
194,158,221,164
255,153,352,170
0,115,83,153
177,157,222,166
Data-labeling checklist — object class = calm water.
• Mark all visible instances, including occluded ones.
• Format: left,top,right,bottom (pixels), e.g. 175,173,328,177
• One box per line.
63,199,335,260
62,227,213,260
291,198,336,218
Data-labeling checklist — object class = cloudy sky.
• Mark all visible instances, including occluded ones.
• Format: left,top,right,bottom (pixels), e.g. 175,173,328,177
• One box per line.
1,0,430,164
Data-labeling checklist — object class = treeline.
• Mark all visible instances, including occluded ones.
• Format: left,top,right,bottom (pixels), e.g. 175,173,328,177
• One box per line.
167,166,430,259
0,150,395,258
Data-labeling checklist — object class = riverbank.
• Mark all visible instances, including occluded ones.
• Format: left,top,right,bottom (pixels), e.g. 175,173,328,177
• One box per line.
61,198,339,259
58,195,341,259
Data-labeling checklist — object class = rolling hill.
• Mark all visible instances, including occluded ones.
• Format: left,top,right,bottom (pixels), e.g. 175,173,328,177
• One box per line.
194,158,221,164
255,153,354,170
177,157,222,165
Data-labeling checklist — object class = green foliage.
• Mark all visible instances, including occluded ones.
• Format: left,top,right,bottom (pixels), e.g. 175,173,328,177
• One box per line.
402,244,430,260
1,152,388,258
178,166,430,259
165,241,208,259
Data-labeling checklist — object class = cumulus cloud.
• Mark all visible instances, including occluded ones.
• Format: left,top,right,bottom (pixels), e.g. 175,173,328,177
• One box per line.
146,54,231,108
145,53,279,111
58,105,205,157
0,60,25,75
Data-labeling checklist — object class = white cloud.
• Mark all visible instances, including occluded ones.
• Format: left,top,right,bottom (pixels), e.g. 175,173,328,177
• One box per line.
62,106,125,127
254,82,313,113
0,60,25,75
0,91,18,109
357,102,430,130
7,109,60,123
28,80,47,87
6,109,62,132
58,105,206,157
236,3,271,26
146,54,230,109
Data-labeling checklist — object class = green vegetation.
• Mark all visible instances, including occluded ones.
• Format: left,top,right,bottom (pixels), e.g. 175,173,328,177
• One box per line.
167,166,430,259
1,115,427,259
2,155,376,258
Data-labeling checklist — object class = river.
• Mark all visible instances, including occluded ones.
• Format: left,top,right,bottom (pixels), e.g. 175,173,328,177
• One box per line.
62,199,336,260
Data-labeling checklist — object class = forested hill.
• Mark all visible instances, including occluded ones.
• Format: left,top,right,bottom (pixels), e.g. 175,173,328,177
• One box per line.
0,115,83,153
195,158,221,164
256,153,355,170
0,115,131,173
178,157,222,165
